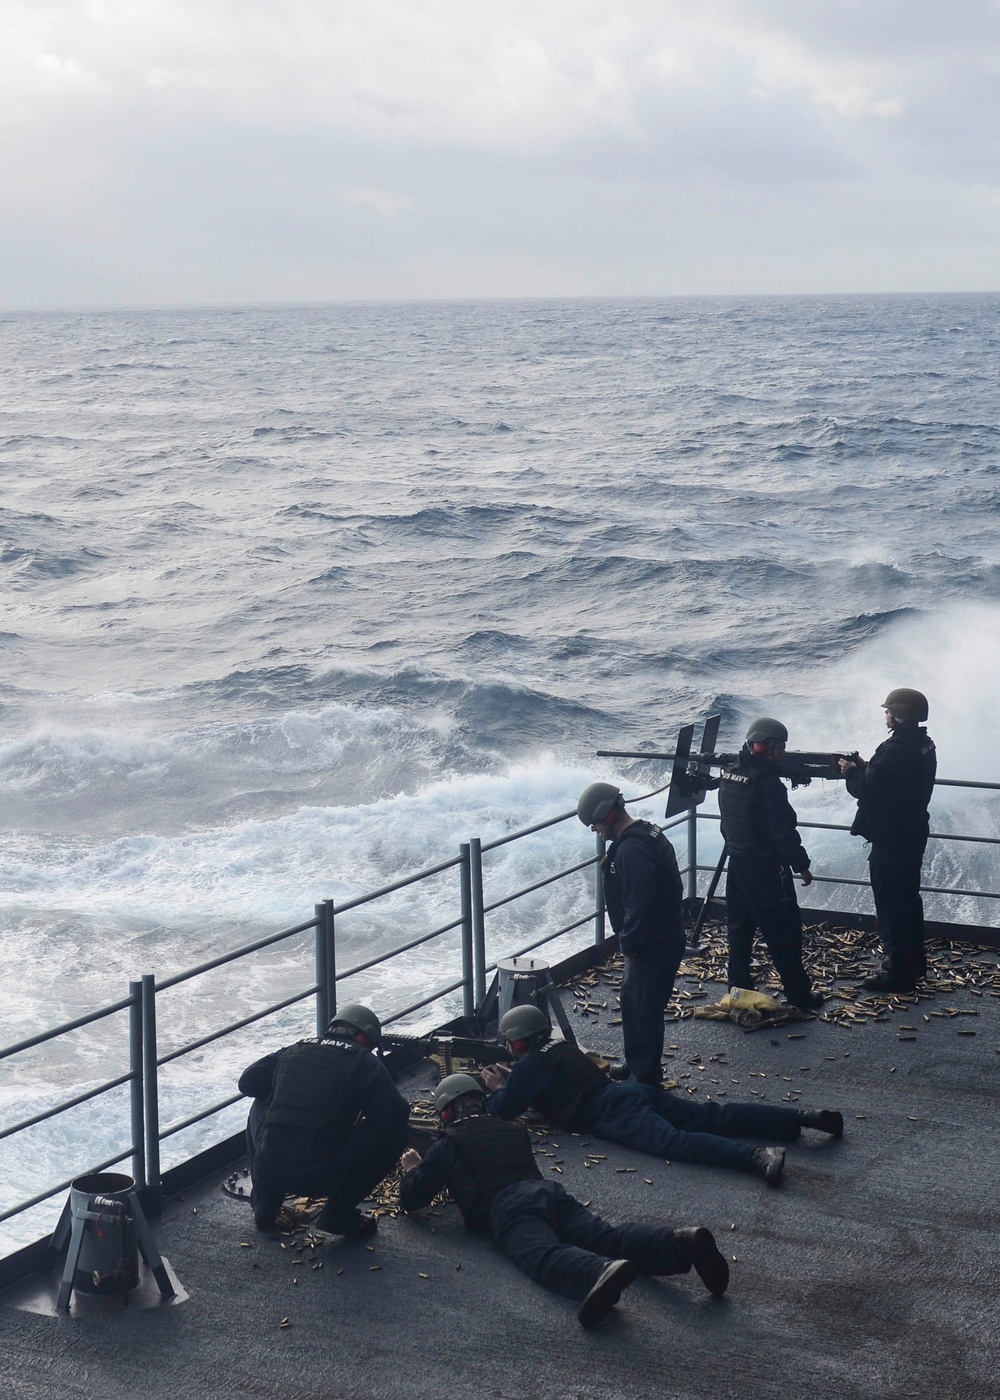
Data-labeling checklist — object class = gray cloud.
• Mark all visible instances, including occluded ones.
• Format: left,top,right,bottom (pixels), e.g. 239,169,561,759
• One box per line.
2,3,999,302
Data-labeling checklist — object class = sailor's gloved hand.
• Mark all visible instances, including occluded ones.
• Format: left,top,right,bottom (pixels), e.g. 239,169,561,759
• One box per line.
799,869,813,886
400,1149,422,1174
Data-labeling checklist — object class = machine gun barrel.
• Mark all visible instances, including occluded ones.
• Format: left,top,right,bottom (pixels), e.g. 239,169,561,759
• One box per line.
598,748,854,775
597,748,859,789
381,1032,513,1067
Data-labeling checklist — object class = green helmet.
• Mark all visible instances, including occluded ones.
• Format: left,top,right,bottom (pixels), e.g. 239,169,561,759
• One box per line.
327,1003,382,1048
882,688,929,723
577,781,623,826
500,1004,550,1046
746,717,788,745
434,1073,486,1117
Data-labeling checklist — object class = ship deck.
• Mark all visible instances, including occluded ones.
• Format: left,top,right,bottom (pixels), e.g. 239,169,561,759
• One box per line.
5,926,1000,1400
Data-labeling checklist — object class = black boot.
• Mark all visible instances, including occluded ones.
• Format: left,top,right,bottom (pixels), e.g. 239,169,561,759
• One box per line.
862,970,916,994
672,1227,729,1297
786,989,825,1012
752,1147,785,1185
577,1259,640,1329
315,1205,378,1240
798,1109,844,1139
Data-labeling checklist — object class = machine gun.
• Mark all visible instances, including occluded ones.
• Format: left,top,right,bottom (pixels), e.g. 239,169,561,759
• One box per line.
381,1031,513,1077
598,716,859,948
598,715,859,818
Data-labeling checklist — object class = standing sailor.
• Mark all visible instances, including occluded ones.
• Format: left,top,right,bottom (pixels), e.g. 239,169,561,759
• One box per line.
238,1003,409,1237
839,689,937,994
717,718,823,1012
577,782,685,1085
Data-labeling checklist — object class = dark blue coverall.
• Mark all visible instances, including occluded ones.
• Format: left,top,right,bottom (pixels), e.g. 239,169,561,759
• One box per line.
717,757,816,1006
400,1117,698,1301
846,722,937,981
487,1048,801,1173
240,1038,409,1230
602,820,686,1085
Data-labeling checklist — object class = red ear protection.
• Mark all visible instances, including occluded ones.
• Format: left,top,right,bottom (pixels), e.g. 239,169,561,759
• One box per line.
356,1032,371,1048
440,1104,453,1123
751,742,770,756
511,1039,530,1053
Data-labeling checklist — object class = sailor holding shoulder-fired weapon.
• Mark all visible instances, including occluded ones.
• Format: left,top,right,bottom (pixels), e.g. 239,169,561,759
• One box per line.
838,688,936,994
715,718,824,1013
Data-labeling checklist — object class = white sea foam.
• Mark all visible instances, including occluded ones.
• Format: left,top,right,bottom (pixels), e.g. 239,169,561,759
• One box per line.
4,296,1000,1258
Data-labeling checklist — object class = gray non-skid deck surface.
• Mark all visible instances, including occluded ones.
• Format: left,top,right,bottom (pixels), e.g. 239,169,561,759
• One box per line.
5,954,999,1400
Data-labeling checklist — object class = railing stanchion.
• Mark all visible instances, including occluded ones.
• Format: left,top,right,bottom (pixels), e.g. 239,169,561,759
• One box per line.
128,980,146,1192
470,837,487,1008
141,973,161,1211
594,832,606,944
460,844,474,1018
316,900,337,1036
686,804,698,902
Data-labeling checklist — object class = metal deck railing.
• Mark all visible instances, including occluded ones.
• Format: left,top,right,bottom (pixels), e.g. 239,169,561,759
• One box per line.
1,774,997,1245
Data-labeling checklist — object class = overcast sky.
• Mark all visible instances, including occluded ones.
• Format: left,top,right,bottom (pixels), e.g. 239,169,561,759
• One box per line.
3,1,1000,305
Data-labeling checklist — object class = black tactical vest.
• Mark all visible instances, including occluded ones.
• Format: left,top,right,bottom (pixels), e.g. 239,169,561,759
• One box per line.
264,1040,366,1134
534,1041,610,1129
717,763,768,855
603,820,683,934
444,1115,541,1229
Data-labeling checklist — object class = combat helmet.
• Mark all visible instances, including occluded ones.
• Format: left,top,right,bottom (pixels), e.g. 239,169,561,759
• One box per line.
326,1002,382,1048
745,717,789,745
577,782,623,826
500,1003,550,1050
882,689,929,723
434,1072,486,1120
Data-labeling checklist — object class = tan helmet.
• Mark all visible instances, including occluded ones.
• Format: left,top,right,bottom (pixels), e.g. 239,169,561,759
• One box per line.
577,781,623,826
434,1073,486,1119
882,689,929,723
500,1004,550,1047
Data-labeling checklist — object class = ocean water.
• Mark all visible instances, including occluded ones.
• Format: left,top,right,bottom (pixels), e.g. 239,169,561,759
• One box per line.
2,293,1000,1247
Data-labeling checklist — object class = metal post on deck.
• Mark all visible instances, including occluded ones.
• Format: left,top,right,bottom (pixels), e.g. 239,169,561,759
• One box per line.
459,844,474,1017
470,836,487,1008
686,803,698,902
315,899,337,1037
140,973,161,1210
128,980,146,1192
594,832,606,944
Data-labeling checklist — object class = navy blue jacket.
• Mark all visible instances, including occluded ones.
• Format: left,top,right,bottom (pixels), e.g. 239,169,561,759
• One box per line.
602,821,684,957
846,723,936,852
485,1054,562,1120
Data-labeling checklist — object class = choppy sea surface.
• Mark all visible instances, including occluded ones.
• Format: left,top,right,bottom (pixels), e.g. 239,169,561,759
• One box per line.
3,293,1000,1248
